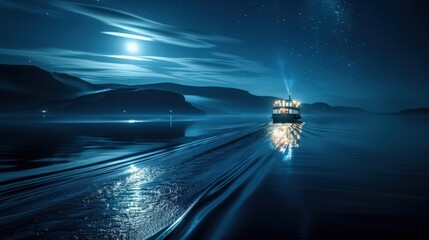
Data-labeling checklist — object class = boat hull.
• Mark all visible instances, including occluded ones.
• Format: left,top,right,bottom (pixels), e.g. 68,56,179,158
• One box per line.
272,113,301,123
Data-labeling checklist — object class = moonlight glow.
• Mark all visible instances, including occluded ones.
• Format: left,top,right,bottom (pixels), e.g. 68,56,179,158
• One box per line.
126,42,139,54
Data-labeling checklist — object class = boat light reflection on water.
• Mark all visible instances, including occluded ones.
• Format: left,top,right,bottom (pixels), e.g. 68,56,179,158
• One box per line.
269,123,303,161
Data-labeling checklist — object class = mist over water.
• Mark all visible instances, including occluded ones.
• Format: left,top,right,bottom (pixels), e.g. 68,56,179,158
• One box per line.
1,115,429,239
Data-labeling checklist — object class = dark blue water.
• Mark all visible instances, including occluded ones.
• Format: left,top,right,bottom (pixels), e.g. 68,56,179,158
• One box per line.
0,115,428,239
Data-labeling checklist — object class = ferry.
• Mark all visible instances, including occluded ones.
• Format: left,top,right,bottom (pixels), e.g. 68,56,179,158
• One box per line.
272,95,302,123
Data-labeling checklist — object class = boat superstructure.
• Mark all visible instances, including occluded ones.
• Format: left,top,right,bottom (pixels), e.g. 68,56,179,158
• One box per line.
272,95,302,123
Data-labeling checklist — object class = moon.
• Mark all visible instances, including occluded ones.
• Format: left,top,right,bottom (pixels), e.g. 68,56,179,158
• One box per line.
126,42,139,54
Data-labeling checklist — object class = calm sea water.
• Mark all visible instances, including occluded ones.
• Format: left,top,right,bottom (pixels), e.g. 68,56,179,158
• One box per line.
0,115,428,239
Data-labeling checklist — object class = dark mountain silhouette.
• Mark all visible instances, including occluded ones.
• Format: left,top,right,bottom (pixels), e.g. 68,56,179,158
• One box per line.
301,102,370,114
0,64,101,98
0,64,203,115
0,64,101,111
392,108,429,115
0,64,375,115
104,82,276,114
56,89,204,115
52,72,102,93
104,83,372,115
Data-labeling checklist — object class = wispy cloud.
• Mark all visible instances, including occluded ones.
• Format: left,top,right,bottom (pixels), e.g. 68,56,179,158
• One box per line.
0,1,274,90
0,0,238,48
0,48,173,82
102,32,153,42
54,1,238,48
0,48,272,86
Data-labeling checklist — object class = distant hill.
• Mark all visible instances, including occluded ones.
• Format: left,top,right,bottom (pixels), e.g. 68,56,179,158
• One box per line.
104,82,276,114
0,64,102,111
0,64,204,115
0,64,77,98
301,102,370,114
0,64,101,98
56,89,204,115
0,64,376,116
52,72,103,93
393,108,429,115
104,83,372,115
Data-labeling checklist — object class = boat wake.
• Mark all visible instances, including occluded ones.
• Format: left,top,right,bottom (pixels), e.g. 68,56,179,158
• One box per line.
0,122,303,239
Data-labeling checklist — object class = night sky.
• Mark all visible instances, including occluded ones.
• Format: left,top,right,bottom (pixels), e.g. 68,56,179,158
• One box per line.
0,0,428,112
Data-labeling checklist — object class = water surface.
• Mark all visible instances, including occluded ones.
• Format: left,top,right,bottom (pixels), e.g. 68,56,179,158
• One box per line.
0,115,428,239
